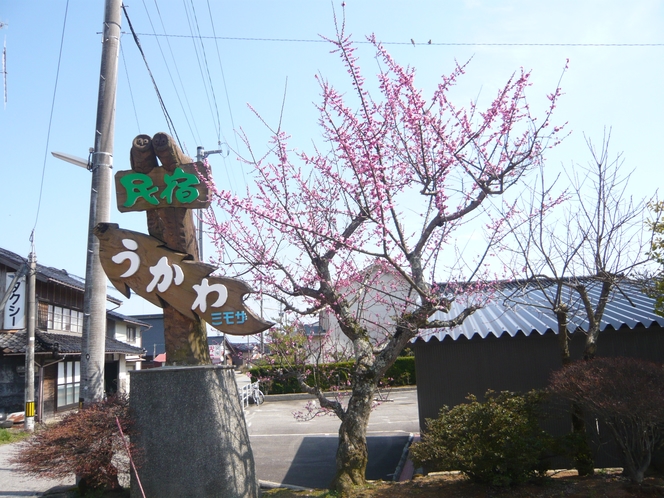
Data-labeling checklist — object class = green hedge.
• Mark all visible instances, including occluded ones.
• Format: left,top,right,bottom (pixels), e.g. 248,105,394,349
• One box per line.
249,356,415,395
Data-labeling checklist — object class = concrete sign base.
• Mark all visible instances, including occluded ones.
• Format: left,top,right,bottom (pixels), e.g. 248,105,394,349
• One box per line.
129,365,259,498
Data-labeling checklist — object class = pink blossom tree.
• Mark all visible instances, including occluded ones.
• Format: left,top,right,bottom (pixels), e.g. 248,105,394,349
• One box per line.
205,16,563,494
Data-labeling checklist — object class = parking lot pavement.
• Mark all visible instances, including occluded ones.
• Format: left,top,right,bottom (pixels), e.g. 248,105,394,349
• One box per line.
0,441,74,498
245,387,420,489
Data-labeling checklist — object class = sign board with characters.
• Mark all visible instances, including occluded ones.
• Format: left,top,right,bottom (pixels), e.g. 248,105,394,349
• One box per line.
95,132,272,366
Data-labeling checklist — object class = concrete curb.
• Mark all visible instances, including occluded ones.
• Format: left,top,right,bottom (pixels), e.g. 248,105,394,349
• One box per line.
396,433,421,481
393,433,414,481
259,480,313,491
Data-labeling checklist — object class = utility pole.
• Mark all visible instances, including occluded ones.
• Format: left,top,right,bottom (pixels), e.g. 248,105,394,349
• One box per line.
80,0,122,406
195,146,226,261
24,247,36,432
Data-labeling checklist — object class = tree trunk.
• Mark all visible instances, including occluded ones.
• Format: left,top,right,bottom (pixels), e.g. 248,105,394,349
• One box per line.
556,308,571,366
331,380,375,495
571,401,594,476
163,304,210,365
583,334,598,360
556,307,594,475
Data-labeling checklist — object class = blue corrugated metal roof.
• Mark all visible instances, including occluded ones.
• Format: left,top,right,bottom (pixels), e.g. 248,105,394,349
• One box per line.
418,278,664,342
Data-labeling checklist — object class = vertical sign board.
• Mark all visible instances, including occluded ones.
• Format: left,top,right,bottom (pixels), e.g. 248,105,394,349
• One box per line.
4,273,26,329
209,344,222,364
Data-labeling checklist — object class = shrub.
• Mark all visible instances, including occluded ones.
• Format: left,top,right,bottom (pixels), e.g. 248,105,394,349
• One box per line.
10,395,136,493
409,390,553,487
250,356,415,394
549,356,664,484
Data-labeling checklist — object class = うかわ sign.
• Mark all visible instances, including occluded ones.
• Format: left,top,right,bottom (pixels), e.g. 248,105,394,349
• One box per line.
95,223,273,336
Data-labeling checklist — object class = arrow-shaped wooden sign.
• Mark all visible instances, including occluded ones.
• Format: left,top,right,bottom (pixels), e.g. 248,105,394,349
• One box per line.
95,223,273,336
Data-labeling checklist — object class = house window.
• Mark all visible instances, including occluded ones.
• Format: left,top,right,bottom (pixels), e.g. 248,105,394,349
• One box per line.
126,326,136,343
57,360,80,409
48,305,84,333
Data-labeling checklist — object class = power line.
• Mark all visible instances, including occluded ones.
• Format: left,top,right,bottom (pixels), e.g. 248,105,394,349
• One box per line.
206,1,236,142
120,43,141,132
140,0,202,146
2,38,7,108
34,0,70,233
188,0,222,145
205,0,245,191
132,34,664,47
181,0,219,146
122,4,183,149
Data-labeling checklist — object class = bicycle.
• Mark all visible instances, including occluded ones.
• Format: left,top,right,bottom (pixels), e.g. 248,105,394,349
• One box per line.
241,381,264,407
250,382,265,405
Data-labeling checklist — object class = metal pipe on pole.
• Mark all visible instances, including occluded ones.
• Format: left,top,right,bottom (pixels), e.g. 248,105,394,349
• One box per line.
80,0,122,406
195,145,227,261
196,146,228,353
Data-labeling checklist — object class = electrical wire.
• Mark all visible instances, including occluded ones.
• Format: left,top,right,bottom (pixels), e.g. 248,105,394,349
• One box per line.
132,34,664,47
33,0,70,235
189,0,222,145
143,0,202,146
181,0,219,145
122,4,183,150
120,43,141,133
124,2,244,199
205,0,245,191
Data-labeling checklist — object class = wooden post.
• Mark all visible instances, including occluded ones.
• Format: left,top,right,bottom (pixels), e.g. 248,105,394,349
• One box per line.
130,133,210,365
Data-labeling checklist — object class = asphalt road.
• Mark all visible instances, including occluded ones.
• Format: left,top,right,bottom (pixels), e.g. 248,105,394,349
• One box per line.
246,387,420,489
0,441,74,497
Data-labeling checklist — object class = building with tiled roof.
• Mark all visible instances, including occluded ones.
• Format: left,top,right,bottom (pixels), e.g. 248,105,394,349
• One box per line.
0,247,148,421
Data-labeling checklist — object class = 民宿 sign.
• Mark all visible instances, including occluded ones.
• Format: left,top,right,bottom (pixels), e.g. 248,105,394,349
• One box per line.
115,162,211,212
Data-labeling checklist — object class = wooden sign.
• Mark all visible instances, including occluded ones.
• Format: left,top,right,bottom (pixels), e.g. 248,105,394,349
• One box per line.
115,162,211,213
95,223,273,336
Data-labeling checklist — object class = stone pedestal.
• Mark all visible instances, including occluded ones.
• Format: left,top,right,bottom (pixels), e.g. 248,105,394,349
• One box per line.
129,365,258,498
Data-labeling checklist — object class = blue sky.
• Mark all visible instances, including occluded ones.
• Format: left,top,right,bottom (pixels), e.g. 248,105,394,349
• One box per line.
0,0,662,319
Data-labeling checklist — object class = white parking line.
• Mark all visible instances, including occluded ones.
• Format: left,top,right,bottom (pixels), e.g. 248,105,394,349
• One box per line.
250,430,410,437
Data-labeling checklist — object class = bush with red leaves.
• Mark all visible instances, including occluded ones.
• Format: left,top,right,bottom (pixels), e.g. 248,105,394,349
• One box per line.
549,357,664,484
10,395,136,493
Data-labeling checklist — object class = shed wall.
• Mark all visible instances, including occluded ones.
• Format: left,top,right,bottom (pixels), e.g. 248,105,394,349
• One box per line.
413,324,664,467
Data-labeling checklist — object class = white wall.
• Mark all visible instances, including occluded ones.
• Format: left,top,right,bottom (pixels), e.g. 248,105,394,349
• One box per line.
113,321,143,393
322,266,416,359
